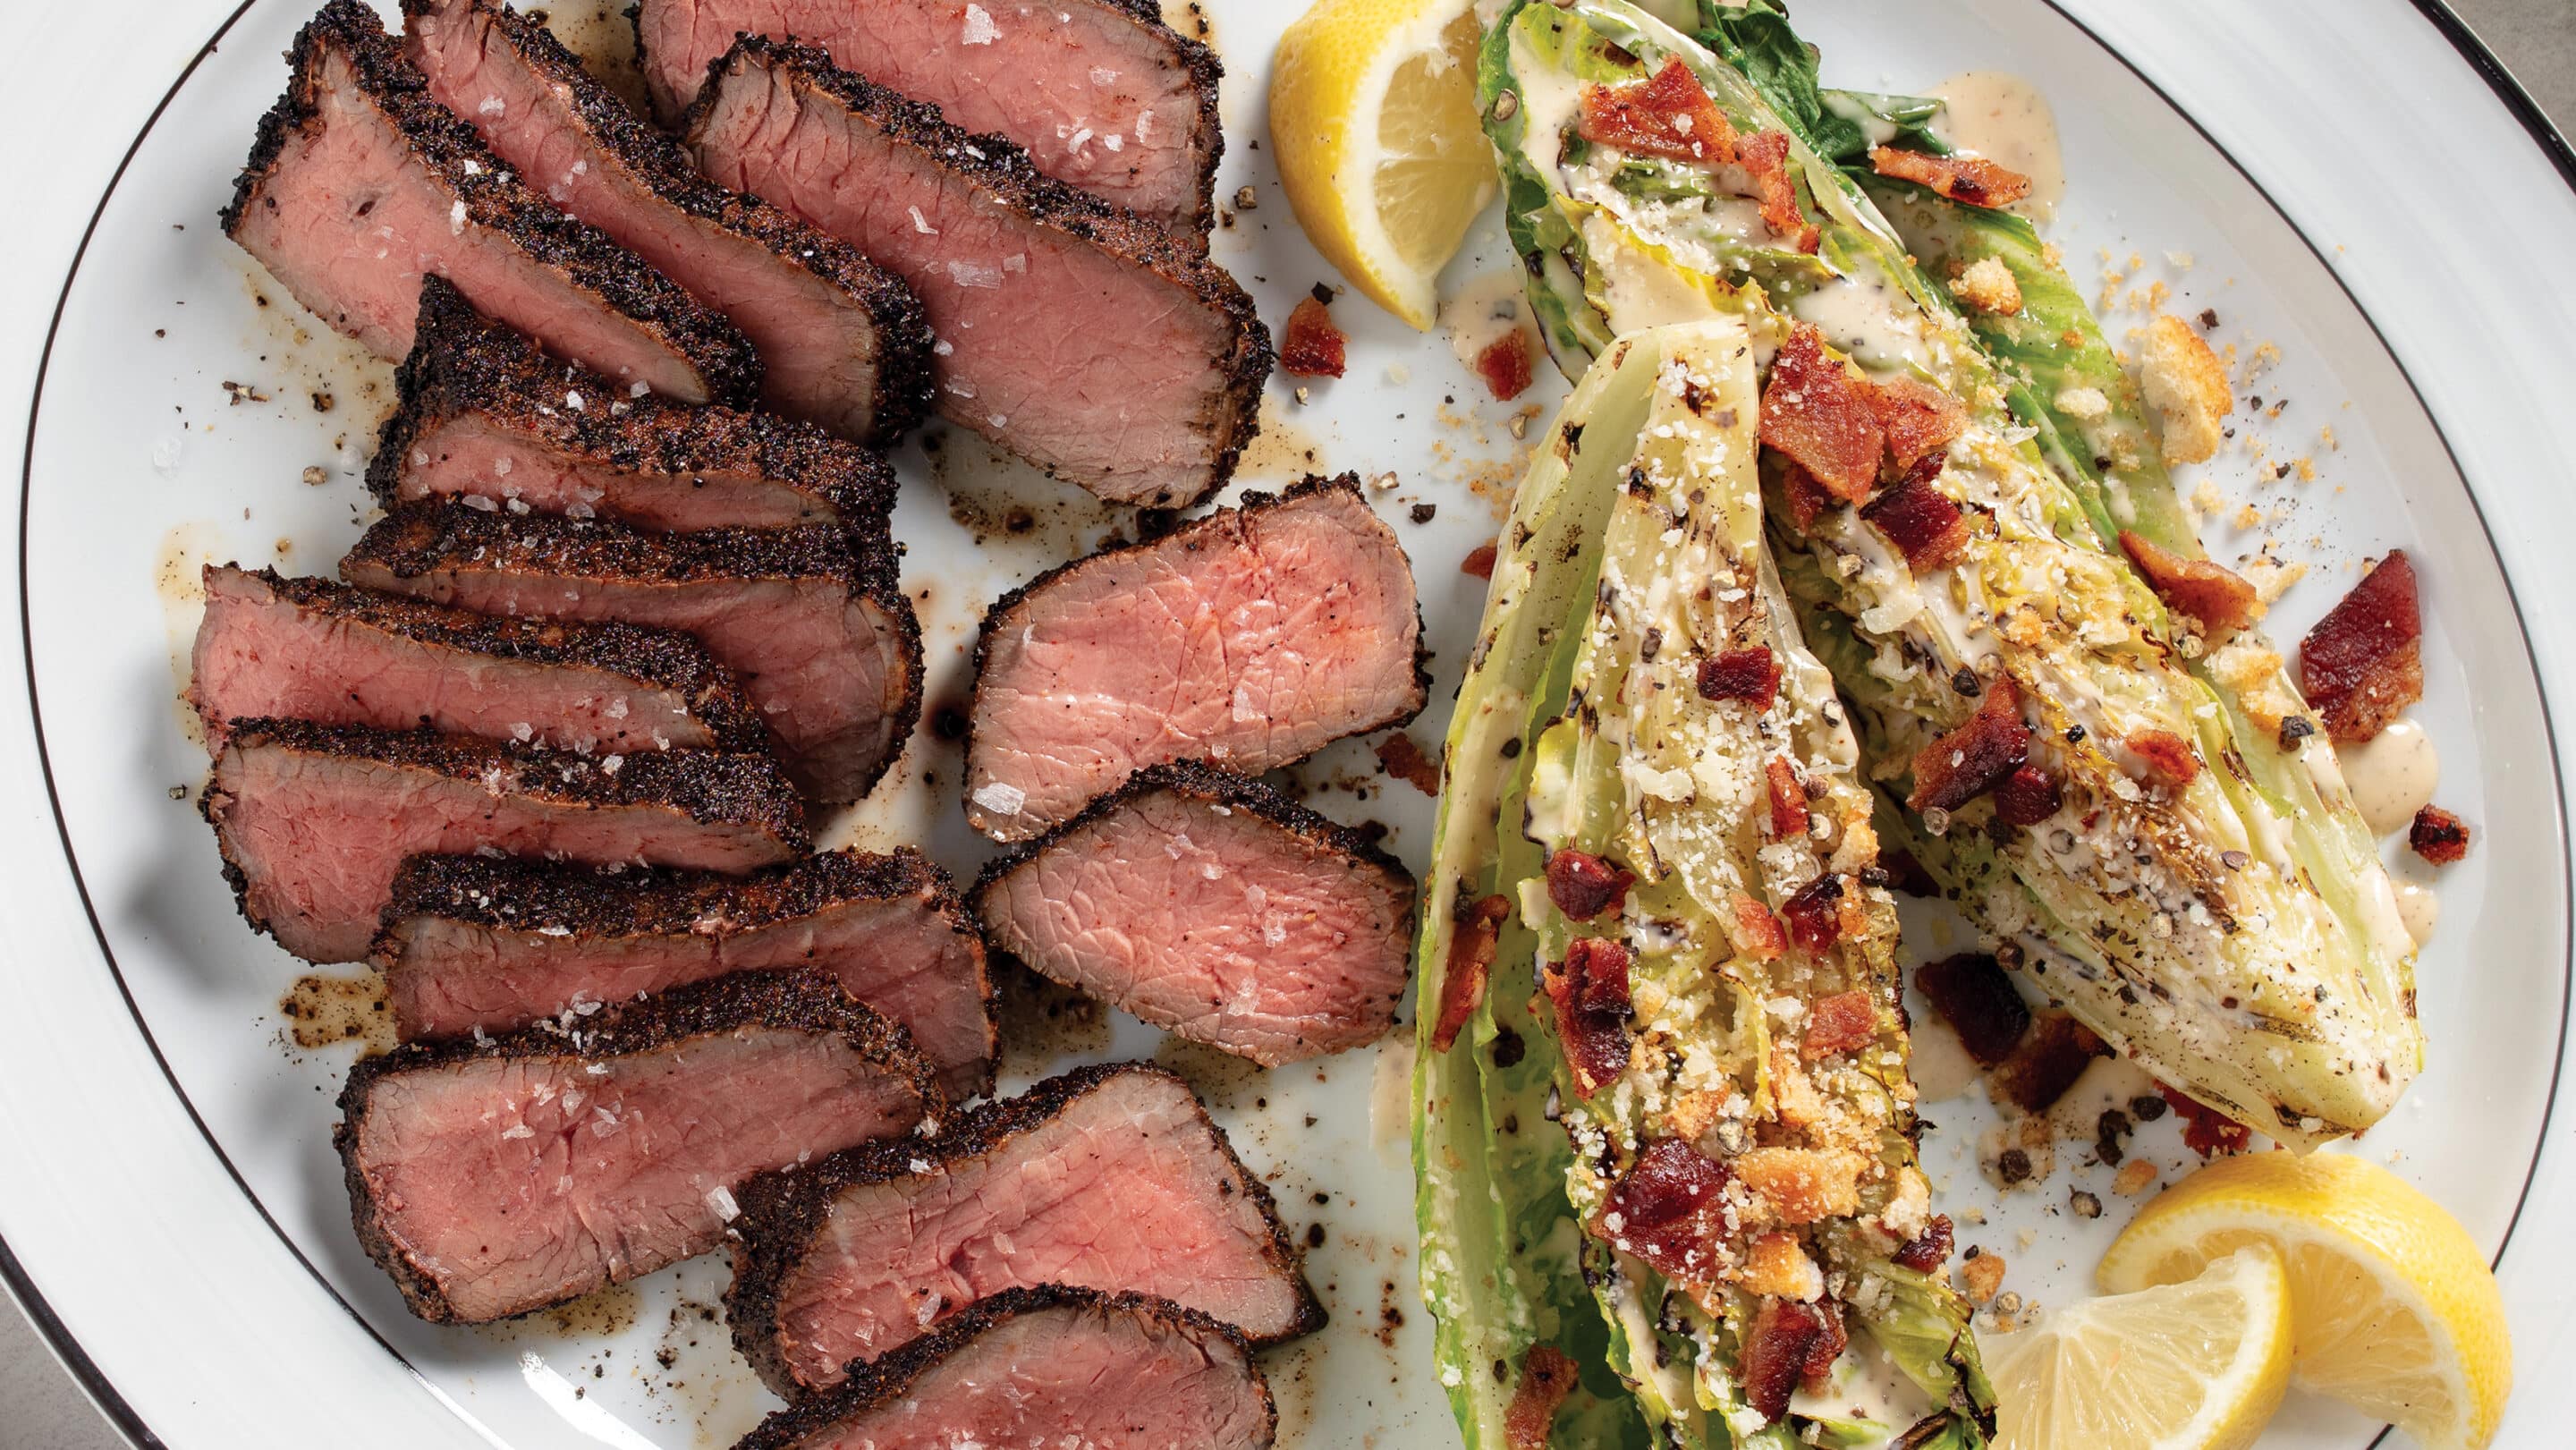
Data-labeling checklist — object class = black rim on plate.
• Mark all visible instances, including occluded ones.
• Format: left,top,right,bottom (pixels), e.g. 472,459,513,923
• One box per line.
6,2,2572,1446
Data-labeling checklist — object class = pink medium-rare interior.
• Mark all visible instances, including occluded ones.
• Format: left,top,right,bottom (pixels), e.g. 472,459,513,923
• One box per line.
232,43,713,400
390,413,840,531
769,1070,1305,1389
690,62,1230,504
352,1029,925,1321
406,0,884,438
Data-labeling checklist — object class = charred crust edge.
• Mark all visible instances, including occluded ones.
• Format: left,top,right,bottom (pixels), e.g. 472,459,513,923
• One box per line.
682,34,1268,508
731,1286,1275,1450
333,969,938,1323
722,1061,1326,1394
402,0,935,438
221,1,760,408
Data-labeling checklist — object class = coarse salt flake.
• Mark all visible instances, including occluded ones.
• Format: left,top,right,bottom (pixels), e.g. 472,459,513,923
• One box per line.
961,3,999,44
972,781,1027,816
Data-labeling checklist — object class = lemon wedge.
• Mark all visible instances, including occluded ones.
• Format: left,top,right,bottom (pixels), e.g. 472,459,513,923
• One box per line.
1270,0,1496,328
2098,1152,2512,1450
1990,1244,2292,1450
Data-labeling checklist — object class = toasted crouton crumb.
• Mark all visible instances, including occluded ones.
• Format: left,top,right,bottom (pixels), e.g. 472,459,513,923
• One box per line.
2140,313,2233,464
1953,256,2023,315
1961,1250,2007,1303
2053,386,2111,421
1739,1232,1825,1300
2114,1158,2160,1196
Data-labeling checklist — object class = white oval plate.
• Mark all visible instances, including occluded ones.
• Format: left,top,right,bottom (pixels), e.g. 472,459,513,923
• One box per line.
0,1,2571,1446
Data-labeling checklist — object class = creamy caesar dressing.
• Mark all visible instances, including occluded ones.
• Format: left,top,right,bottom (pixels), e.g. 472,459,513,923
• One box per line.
2045,1053,2157,1140
1905,1014,1980,1103
1928,71,2067,223
2394,878,2442,948
2340,717,2442,836
1443,267,1540,370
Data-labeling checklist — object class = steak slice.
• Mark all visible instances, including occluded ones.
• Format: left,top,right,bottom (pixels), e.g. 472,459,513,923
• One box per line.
203,718,806,964
726,1062,1322,1394
684,37,1267,508
975,763,1416,1064
376,849,996,1099
733,1287,1275,1450
966,478,1427,842
338,969,938,1323
221,1,755,405
343,503,921,802
372,278,897,534
191,564,763,757
404,0,933,443
634,0,1222,236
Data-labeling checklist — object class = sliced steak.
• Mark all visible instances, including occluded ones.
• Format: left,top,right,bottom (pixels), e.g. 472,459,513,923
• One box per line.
221,1,754,405
966,478,1426,842
338,969,937,1323
343,503,921,802
404,0,932,443
202,718,805,964
975,763,1415,1064
373,278,896,533
635,0,1221,235
734,1287,1275,1450
726,1062,1322,1394
684,37,1267,508
376,849,996,1099
191,564,762,757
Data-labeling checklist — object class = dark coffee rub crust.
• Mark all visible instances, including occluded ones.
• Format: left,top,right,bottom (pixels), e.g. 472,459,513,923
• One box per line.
399,0,935,439
230,566,768,751
375,847,997,1092
723,1061,1326,1389
682,35,1270,510
370,278,900,528
220,1,759,408
335,969,939,1324
634,0,1225,240
964,474,1434,775
732,1286,1275,1450
200,717,809,848
971,759,1415,905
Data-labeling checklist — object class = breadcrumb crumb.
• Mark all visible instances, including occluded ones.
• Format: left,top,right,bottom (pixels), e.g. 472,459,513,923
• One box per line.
2140,314,2233,464
1953,256,2023,315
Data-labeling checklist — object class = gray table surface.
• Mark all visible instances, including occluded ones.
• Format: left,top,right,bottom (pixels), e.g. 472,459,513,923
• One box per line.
6,1,2573,1446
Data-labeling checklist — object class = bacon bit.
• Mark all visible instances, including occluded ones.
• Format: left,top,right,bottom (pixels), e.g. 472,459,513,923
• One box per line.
1781,873,1845,955
1879,848,1938,896
1760,326,1881,499
1777,461,1840,530
1801,988,1877,1060
1544,937,1634,1098
2410,804,2470,865
1765,758,1809,839
1578,57,1741,165
1277,295,1346,377
1907,677,2031,813
2300,550,2423,743
1868,146,2033,208
1738,130,1818,252
1503,1345,1579,1450
1915,953,2029,1064
1740,1297,1831,1421
1593,1138,1733,1284
1697,647,1781,710
1802,1299,1849,1390
1868,375,1968,469
2118,530,2259,639
1859,462,1969,572
1461,539,1499,580
2160,1084,2253,1157
1375,733,1442,795
1731,893,1787,961
1892,1214,1955,1273
1990,1013,2106,1115
1474,330,1534,402
1993,763,2063,827
1429,895,1509,1052
2126,728,2201,790
1546,849,1635,921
